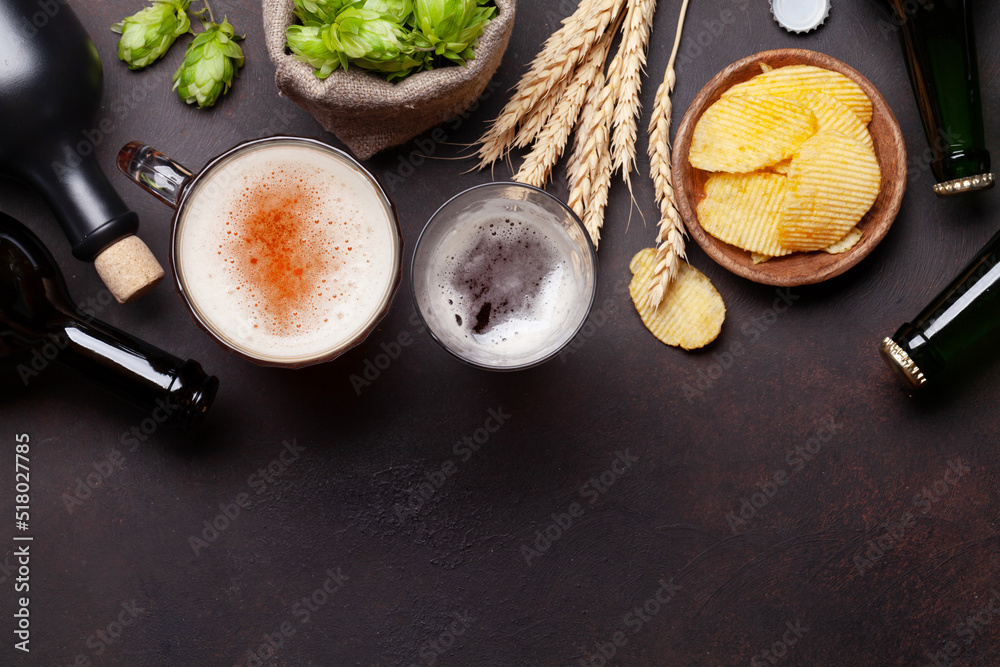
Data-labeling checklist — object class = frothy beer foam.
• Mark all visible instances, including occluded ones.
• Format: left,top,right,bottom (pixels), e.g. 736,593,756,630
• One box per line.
176,143,397,361
426,212,590,367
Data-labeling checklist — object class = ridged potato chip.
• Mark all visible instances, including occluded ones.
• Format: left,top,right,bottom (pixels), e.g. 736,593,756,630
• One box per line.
824,226,864,254
689,94,817,173
784,90,873,150
769,158,793,175
697,172,792,257
722,65,873,124
750,227,864,260
629,249,726,350
778,131,881,251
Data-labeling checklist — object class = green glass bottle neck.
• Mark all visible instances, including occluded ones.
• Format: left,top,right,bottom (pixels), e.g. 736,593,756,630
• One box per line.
888,0,992,195
887,228,1000,386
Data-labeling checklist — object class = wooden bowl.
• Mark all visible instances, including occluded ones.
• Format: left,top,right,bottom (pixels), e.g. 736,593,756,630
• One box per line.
672,49,907,286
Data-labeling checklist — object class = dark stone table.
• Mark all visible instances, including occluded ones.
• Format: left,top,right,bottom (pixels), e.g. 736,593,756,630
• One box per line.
4,0,1000,665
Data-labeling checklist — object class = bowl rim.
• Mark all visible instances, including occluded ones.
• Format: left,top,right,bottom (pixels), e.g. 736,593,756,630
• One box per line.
671,48,908,286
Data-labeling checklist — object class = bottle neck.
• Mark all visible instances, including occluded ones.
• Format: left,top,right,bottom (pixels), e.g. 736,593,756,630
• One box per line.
889,227,1000,386
26,150,139,261
890,0,992,193
50,315,218,428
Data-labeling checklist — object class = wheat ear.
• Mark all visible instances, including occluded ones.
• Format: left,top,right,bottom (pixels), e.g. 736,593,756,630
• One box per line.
641,0,691,311
473,1,592,166
473,5,584,166
566,67,604,220
567,53,621,248
513,76,573,149
475,0,622,169
514,28,616,188
582,78,617,247
609,0,659,187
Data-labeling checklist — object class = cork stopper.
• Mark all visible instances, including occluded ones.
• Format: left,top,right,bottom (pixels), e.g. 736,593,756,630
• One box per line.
93,235,165,304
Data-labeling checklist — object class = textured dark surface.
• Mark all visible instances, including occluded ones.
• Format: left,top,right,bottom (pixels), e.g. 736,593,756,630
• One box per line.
3,1,1000,666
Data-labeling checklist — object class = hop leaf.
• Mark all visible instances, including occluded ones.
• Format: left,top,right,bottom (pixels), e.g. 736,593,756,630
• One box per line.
111,0,192,70
172,18,245,108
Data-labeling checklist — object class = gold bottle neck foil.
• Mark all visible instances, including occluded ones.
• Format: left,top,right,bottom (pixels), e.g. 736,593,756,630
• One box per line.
880,337,927,389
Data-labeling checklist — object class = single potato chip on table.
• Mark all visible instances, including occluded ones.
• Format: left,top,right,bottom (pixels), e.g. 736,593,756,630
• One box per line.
697,172,791,257
778,131,881,251
722,64,873,124
688,94,817,173
629,249,726,350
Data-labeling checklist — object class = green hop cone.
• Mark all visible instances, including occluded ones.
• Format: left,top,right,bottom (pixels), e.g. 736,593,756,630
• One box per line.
325,8,404,61
293,0,348,26
286,0,492,81
288,11,424,80
412,0,494,65
324,7,424,77
287,24,342,78
354,51,426,81
111,0,192,70
359,0,414,25
173,18,245,108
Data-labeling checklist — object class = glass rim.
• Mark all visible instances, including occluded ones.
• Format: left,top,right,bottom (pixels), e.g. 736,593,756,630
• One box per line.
409,181,599,372
171,135,403,369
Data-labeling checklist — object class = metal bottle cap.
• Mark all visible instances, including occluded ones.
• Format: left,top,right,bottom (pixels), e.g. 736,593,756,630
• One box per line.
879,337,927,389
770,0,830,33
932,173,996,197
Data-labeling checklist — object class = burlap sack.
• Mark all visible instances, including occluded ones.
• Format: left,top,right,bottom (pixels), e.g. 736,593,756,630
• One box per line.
262,0,515,160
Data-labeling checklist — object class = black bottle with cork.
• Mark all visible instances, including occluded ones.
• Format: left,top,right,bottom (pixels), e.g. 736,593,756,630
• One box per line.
0,0,164,302
0,212,217,427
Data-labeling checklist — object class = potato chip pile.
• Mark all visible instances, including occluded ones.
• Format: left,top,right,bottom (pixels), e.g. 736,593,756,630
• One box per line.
689,64,881,263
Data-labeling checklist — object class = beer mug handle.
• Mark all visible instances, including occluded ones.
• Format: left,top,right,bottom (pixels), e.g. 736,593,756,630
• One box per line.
116,142,194,210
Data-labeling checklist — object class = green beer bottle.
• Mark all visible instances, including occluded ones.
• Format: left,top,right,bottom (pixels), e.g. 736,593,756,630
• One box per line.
882,0,993,196
881,227,1000,388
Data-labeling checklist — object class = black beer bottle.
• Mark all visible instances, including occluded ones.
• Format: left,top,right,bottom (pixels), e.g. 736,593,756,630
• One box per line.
0,0,165,303
881,0,993,196
881,227,1000,388
0,0,139,257
0,212,218,427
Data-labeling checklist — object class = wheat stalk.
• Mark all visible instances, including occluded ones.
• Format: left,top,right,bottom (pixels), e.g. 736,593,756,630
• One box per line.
514,28,616,188
640,0,691,311
609,0,659,187
475,0,624,169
